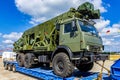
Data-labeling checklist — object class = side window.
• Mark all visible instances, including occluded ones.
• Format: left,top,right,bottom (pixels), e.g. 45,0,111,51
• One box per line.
64,22,72,33
64,22,77,33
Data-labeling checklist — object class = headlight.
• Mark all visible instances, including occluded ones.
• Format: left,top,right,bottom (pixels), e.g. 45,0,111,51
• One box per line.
100,46,104,51
86,45,89,50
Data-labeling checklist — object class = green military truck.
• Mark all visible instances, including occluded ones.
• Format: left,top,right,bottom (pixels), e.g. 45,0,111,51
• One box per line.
13,2,108,77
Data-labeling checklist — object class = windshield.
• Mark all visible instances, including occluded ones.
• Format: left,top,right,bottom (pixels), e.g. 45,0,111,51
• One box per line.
78,20,98,36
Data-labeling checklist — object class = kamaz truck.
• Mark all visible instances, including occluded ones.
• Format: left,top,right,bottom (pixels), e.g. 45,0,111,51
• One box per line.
13,2,108,77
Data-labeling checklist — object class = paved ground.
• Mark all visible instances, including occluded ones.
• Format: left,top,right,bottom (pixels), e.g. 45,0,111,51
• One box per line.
90,60,114,73
0,58,114,80
0,58,36,80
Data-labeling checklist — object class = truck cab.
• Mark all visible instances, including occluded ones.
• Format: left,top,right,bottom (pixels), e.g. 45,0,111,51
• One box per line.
59,18,103,53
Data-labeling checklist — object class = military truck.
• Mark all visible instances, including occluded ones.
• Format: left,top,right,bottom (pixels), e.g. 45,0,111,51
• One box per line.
13,2,108,77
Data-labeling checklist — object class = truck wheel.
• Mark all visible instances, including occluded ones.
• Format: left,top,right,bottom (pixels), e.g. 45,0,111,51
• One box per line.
12,65,16,72
17,53,25,67
76,62,94,72
4,64,8,70
8,64,12,71
24,53,35,68
52,53,74,77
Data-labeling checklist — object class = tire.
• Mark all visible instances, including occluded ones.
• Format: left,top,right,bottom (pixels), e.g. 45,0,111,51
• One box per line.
16,53,25,67
24,53,35,68
8,64,12,71
12,65,16,72
76,62,94,72
4,64,8,70
52,52,74,78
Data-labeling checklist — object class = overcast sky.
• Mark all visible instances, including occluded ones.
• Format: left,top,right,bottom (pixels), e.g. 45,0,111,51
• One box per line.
0,0,120,52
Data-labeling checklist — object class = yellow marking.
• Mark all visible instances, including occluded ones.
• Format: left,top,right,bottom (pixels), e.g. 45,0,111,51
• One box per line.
109,54,120,60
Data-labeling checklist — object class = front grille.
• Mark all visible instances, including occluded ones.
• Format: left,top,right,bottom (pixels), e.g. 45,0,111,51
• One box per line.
89,45,101,52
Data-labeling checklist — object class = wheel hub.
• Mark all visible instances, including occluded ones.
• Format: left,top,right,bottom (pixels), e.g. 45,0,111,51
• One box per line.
56,61,64,72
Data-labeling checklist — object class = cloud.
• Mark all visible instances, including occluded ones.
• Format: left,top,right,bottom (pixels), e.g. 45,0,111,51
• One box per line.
29,17,47,25
100,23,120,36
114,35,120,38
102,27,119,35
0,43,13,53
102,37,114,45
0,32,23,52
2,40,14,44
15,0,108,25
100,22,120,52
3,32,23,40
94,18,120,52
102,34,120,52
94,18,110,32
0,33,2,37
92,0,107,13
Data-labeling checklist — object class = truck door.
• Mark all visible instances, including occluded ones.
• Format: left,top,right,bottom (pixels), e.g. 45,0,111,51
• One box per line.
59,21,80,52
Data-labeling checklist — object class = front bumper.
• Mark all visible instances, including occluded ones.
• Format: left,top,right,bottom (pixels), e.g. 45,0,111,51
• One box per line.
84,53,109,62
